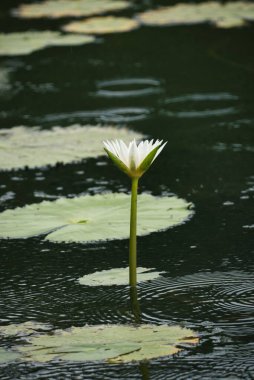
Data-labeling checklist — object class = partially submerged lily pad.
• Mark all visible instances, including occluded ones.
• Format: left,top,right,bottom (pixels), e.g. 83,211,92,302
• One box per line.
0,125,143,170
0,348,20,364
79,267,164,286
0,31,95,56
0,193,193,243
62,16,139,35
0,66,11,93
16,324,198,362
138,2,254,29
13,0,130,19
0,321,52,337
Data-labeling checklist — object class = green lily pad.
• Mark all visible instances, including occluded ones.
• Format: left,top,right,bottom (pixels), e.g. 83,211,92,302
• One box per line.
0,321,52,337
0,125,143,170
0,348,20,364
138,1,254,29
62,16,139,35
13,0,130,19
16,324,198,363
79,267,164,286
0,31,95,56
0,193,193,243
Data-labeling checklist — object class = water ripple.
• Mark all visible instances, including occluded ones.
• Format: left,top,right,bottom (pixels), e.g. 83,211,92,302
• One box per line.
160,107,237,118
160,92,238,119
94,78,163,98
33,107,150,124
137,271,254,335
164,92,238,104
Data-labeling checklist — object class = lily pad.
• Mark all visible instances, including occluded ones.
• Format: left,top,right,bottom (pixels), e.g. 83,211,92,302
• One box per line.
16,324,198,362
13,0,130,19
0,348,20,363
138,1,254,29
0,321,52,337
0,31,95,56
62,16,139,35
0,193,193,243
0,125,143,170
78,267,164,286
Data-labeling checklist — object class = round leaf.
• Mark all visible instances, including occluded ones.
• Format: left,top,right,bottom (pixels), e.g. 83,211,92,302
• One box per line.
0,125,143,170
62,16,139,35
0,193,193,243
13,0,130,19
138,2,254,29
0,31,95,56
16,324,198,363
78,267,164,286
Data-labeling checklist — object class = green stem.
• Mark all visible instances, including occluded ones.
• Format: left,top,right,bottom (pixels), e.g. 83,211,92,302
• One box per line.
129,177,139,287
130,286,141,324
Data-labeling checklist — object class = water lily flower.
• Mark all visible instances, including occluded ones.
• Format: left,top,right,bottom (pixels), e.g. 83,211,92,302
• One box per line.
103,139,167,179
103,138,167,287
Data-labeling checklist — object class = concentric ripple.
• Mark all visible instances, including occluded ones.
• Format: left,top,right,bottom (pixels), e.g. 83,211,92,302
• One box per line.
33,107,150,124
95,78,163,98
160,92,238,118
136,271,254,336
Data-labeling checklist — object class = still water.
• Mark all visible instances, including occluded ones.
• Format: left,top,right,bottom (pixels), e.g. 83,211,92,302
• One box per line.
0,0,254,378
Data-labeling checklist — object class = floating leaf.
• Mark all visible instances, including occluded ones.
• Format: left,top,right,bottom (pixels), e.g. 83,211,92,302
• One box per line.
0,125,143,170
0,321,52,337
138,2,254,29
62,16,139,35
0,31,95,56
13,0,130,19
0,193,193,243
0,348,20,363
79,267,163,286
16,324,198,362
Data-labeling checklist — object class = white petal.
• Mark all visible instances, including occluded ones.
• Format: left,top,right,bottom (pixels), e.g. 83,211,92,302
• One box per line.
152,141,167,163
119,140,129,166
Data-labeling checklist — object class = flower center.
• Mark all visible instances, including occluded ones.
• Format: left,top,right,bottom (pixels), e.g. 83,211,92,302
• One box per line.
68,218,88,224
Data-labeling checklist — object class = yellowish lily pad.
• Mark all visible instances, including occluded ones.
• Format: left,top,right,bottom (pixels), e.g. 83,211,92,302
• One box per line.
13,0,130,19
62,16,139,35
0,193,193,243
78,267,164,286
0,125,143,170
138,1,254,29
0,31,95,56
16,324,198,362
0,321,51,337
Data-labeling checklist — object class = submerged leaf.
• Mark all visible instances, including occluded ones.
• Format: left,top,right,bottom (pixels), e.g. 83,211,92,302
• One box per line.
0,348,20,363
62,16,139,35
0,193,193,243
0,31,95,56
13,0,130,19
0,66,11,93
16,324,198,363
78,267,163,286
0,125,143,170
138,1,254,29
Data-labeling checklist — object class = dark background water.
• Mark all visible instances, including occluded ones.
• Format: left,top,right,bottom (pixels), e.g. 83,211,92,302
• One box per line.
0,1,254,379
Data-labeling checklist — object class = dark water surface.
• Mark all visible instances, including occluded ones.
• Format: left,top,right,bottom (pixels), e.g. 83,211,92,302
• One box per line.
0,1,254,379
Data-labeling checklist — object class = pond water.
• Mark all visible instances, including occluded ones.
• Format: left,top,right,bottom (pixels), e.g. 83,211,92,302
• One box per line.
0,0,254,379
